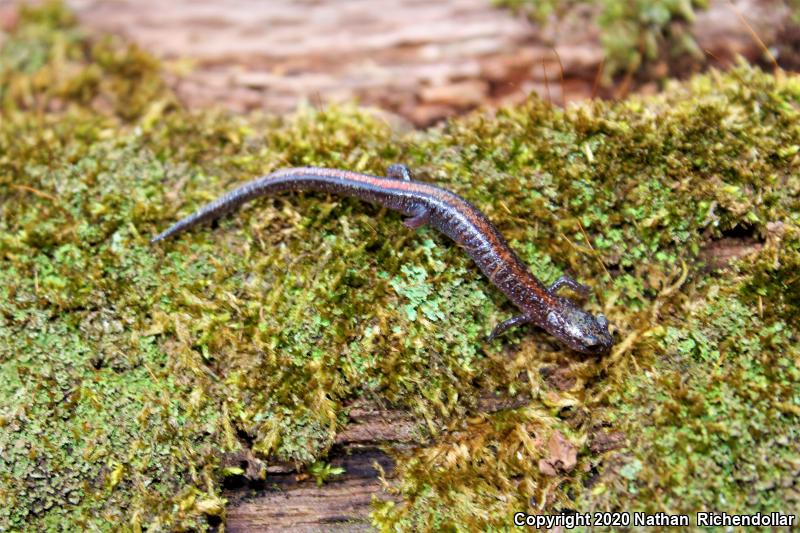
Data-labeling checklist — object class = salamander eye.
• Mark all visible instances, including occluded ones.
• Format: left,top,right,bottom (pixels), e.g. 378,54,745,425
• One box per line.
596,314,608,329
583,335,600,347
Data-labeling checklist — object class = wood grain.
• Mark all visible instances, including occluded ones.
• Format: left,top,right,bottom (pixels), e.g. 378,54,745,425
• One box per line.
48,0,792,125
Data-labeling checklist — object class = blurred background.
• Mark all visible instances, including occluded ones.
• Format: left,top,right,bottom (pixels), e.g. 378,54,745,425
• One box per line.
2,0,796,126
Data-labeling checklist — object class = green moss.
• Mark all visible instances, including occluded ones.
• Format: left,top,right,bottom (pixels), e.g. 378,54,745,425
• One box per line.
495,0,709,80
376,66,800,529
1,2,799,531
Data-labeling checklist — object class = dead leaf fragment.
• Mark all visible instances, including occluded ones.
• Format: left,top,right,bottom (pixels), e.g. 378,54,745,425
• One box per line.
538,430,577,476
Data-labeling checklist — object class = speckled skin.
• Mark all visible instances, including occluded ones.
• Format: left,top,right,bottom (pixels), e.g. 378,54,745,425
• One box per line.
151,165,613,354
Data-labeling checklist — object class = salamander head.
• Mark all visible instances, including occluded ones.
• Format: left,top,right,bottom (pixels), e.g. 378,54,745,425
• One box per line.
543,301,613,355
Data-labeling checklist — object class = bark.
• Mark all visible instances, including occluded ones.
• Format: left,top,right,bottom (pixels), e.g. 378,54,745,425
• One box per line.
57,0,793,126
223,396,530,532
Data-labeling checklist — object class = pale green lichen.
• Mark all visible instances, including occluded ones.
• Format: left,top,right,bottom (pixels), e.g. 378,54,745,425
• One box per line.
1,2,799,531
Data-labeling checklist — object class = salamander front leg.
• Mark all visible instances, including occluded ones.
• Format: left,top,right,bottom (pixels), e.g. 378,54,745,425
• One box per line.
487,314,531,341
548,275,590,297
403,208,430,229
387,163,413,181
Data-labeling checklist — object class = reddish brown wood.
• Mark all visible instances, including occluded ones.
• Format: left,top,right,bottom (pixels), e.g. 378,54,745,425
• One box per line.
53,0,793,126
225,448,395,533
221,395,531,532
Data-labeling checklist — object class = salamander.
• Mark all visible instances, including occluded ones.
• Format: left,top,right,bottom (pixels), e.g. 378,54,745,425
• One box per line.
151,164,613,354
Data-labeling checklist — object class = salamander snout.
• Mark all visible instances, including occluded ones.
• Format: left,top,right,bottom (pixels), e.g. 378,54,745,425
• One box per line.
544,305,613,355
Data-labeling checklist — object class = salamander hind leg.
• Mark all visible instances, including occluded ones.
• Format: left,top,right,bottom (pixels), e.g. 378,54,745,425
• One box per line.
548,275,590,297
487,314,531,341
387,163,413,181
403,208,430,229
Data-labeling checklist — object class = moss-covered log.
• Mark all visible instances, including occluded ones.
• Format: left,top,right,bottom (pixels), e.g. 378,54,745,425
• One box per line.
1,2,798,531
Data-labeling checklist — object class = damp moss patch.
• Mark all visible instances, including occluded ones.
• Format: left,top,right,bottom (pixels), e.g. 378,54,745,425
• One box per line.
1,2,799,531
